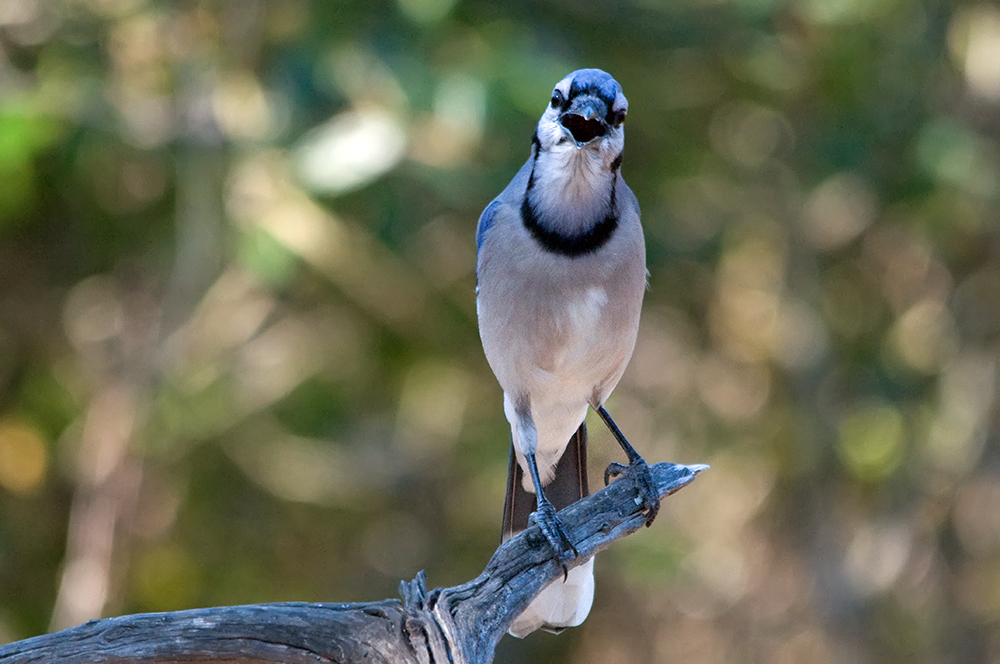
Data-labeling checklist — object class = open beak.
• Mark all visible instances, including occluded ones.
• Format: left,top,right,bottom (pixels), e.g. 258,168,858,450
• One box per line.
559,97,608,147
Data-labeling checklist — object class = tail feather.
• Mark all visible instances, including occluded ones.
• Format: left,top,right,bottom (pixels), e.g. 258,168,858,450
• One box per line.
502,422,593,637
509,557,594,638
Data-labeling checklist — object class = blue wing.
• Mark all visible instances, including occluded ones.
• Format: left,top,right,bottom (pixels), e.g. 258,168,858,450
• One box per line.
476,156,534,284
476,198,503,255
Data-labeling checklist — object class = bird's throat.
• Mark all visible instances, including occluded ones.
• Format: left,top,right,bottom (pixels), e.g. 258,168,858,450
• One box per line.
522,149,619,257
526,148,616,236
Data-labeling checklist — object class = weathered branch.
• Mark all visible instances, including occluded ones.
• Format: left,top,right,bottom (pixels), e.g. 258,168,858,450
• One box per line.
0,462,705,664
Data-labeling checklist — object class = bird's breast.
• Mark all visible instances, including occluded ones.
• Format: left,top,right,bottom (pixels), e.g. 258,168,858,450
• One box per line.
560,286,607,335
512,276,633,394
476,196,645,408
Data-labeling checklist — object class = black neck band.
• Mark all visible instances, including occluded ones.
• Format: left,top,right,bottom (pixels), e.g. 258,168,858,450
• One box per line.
520,145,623,257
521,187,618,257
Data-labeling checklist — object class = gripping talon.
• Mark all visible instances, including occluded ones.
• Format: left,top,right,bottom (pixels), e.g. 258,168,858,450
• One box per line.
629,458,660,526
603,458,660,526
522,450,578,575
528,501,577,579
596,406,660,526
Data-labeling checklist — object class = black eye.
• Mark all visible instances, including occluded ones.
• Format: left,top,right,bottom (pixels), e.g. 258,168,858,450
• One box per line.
550,90,564,108
609,109,626,127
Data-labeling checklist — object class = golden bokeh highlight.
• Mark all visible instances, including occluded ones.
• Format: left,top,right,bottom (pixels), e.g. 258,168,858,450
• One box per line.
0,419,48,494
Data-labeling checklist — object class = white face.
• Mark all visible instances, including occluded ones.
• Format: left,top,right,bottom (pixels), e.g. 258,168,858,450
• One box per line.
535,71,628,167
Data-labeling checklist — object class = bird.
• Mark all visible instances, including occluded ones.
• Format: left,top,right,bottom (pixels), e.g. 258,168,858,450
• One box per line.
475,68,659,638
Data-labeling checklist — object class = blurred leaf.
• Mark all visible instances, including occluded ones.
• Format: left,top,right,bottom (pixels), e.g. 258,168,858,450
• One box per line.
0,110,63,223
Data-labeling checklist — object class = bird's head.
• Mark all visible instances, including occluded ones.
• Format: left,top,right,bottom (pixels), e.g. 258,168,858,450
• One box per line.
535,69,628,161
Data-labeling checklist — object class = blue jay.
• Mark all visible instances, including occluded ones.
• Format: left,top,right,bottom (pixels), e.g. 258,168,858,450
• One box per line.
476,69,658,637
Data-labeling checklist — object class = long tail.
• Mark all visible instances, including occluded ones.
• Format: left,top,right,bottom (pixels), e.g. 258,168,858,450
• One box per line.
502,423,594,637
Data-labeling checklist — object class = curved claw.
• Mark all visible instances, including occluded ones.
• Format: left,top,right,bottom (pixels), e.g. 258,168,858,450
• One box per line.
604,461,627,486
528,502,578,580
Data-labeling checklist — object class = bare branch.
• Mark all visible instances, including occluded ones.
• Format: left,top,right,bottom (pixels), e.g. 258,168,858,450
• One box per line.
0,462,705,664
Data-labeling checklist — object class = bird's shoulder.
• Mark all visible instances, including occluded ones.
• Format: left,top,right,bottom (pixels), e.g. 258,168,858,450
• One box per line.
475,198,509,253
616,174,640,219
476,157,533,252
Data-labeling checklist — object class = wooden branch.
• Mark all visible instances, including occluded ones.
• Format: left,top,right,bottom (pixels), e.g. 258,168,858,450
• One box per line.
0,462,705,664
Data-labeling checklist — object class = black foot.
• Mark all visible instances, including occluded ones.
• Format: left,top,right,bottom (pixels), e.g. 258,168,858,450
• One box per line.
528,500,578,579
604,457,660,527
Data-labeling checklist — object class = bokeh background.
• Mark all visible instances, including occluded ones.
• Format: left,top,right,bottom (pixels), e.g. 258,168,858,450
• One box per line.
1,0,999,662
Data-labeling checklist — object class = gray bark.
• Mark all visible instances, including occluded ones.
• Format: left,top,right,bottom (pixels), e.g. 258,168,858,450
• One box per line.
0,462,705,664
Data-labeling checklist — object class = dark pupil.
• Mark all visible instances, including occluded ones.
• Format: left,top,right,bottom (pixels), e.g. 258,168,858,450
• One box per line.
551,92,562,108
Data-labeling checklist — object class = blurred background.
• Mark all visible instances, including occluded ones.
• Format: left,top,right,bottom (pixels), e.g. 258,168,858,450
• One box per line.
0,0,999,662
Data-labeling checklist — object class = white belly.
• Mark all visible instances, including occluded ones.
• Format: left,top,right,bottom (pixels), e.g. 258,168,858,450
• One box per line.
476,209,646,490
496,284,633,488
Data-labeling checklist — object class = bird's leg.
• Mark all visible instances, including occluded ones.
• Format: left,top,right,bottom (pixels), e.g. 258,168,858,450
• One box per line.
596,405,660,526
525,452,577,578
